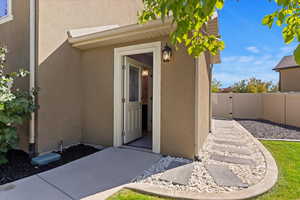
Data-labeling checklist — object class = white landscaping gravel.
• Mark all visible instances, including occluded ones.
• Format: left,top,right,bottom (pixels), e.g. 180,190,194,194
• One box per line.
133,120,267,194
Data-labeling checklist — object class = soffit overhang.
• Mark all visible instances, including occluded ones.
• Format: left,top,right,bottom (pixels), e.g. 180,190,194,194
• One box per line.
68,19,174,50
68,17,221,64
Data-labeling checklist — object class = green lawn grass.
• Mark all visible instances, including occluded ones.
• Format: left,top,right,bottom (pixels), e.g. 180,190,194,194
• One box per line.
107,189,172,200
250,140,300,200
107,141,300,200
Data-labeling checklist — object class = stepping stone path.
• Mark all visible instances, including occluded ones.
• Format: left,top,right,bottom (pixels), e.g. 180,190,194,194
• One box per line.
214,129,242,136
205,164,248,188
160,163,194,185
210,153,256,167
215,125,234,129
215,135,245,142
213,139,246,147
212,145,252,156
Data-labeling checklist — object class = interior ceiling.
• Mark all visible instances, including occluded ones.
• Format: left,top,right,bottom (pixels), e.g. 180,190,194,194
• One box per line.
128,53,153,67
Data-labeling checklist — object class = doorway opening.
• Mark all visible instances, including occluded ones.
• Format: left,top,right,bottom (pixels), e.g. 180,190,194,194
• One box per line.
123,53,153,150
114,42,161,154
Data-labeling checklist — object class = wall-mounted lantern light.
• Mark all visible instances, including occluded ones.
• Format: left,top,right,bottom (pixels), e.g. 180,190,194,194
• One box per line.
162,43,172,63
142,69,149,77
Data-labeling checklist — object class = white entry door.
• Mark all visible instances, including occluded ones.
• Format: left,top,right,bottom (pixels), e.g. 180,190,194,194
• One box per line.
123,56,142,144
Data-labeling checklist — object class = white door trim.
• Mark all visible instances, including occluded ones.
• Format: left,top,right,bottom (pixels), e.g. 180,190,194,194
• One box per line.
114,41,161,154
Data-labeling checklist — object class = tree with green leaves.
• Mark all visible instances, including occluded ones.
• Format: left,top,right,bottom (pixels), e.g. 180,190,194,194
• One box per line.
263,0,300,64
231,78,278,93
212,79,222,93
139,0,299,63
139,0,225,57
0,47,38,164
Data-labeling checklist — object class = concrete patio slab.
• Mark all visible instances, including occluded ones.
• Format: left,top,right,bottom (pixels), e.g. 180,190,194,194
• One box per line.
38,147,161,199
160,163,194,185
210,153,256,167
205,164,248,188
212,145,252,156
0,175,72,200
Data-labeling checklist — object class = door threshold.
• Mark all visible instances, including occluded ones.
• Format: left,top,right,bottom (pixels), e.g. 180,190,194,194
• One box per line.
119,145,153,153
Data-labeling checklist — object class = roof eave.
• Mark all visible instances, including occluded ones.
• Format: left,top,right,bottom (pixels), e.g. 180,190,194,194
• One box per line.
68,19,174,50
273,65,300,72
68,16,221,60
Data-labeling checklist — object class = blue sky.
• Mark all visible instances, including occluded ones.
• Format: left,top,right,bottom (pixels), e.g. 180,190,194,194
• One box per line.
0,0,7,17
216,0,297,87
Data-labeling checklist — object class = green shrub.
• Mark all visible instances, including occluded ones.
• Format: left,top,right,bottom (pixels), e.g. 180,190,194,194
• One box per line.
0,47,38,164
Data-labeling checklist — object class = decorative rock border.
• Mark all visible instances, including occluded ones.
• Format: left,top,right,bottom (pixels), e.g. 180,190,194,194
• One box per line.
124,120,278,200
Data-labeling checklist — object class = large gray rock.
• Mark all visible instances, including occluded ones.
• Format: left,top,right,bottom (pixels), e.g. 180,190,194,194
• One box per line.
210,153,256,167
205,164,248,188
160,163,194,185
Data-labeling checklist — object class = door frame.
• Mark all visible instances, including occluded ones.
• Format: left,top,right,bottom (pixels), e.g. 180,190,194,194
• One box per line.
113,41,161,153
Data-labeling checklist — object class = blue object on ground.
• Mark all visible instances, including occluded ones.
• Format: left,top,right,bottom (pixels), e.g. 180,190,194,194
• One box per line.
31,153,61,166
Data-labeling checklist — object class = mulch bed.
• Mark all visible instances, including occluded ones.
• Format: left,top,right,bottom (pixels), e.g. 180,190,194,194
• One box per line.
0,144,100,185
236,119,300,140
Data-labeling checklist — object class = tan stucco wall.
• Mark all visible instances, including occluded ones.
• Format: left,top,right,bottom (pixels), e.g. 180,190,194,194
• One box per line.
213,93,300,128
232,93,263,119
81,46,114,146
0,0,30,150
280,68,300,92
262,93,285,124
37,0,143,152
161,42,196,159
195,53,210,155
81,37,198,159
285,94,300,127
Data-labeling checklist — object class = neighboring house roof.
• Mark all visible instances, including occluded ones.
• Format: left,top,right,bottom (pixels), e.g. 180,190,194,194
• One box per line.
273,55,300,71
220,87,233,93
67,16,221,64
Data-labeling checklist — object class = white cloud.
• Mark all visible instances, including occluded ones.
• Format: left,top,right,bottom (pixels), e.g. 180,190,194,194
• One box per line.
222,56,255,63
246,46,260,53
222,56,238,63
238,56,255,63
214,53,279,87
254,61,263,65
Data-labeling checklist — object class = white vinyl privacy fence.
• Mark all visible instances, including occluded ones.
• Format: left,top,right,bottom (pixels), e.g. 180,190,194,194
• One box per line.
212,93,300,128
